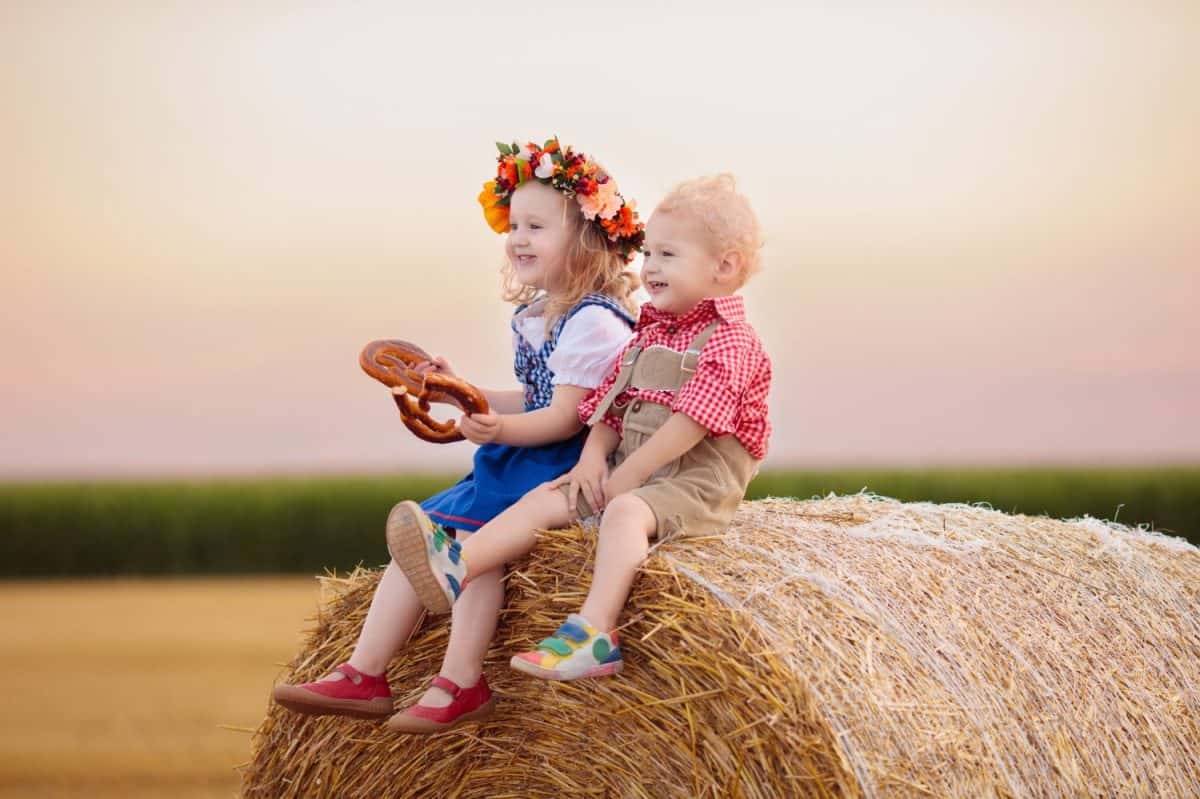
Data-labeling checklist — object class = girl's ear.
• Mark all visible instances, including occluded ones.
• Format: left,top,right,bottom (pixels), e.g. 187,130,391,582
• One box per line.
714,251,743,285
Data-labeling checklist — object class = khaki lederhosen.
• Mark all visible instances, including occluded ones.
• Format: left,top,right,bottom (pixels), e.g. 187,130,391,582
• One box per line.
563,322,760,539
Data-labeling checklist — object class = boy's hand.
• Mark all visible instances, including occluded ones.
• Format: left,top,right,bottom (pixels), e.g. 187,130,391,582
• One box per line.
459,410,503,444
412,355,457,379
551,449,609,520
601,461,646,507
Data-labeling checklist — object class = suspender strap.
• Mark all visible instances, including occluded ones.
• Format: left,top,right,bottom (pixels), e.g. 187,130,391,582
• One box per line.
585,345,643,427
585,320,722,426
679,322,721,383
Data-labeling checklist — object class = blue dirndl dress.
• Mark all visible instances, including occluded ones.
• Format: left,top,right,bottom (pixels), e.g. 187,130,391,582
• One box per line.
420,293,636,532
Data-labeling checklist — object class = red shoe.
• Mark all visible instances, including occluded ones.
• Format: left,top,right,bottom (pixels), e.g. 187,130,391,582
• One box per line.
272,663,394,720
385,674,497,733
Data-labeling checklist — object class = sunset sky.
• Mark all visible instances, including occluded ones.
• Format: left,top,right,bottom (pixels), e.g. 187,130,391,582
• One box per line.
2,2,1197,478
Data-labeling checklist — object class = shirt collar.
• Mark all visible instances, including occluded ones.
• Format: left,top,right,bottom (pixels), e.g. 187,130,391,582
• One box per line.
636,295,745,330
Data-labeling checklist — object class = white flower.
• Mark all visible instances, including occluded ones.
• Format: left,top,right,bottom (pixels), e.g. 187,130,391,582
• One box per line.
518,145,535,162
534,153,555,179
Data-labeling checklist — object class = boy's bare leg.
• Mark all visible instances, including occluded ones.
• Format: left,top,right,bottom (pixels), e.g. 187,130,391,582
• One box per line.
458,483,573,579
579,493,656,632
343,560,425,676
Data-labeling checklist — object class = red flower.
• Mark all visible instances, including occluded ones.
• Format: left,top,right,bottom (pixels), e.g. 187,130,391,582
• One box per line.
498,157,518,188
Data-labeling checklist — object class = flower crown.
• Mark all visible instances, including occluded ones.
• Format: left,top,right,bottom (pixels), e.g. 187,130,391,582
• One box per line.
478,137,645,263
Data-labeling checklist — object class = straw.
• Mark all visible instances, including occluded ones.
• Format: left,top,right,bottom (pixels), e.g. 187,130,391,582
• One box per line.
242,494,1200,798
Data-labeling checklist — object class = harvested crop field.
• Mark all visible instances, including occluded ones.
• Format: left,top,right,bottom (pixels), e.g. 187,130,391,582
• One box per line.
0,577,319,799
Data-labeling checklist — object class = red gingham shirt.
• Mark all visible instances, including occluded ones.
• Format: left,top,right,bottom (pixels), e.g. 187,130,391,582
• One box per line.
577,295,772,459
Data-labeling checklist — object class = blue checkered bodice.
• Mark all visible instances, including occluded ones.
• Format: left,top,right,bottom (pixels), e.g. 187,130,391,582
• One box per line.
512,293,637,412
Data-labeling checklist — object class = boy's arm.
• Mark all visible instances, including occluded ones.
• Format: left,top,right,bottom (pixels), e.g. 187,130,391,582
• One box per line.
602,412,707,501
580,420,620,459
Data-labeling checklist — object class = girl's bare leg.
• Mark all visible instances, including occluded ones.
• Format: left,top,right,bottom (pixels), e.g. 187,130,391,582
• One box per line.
578,493,656,631
414,485,571,706
458,483,573,579
342,560,425,676
294,561,423,688
418,541,505,707
352,481,568,678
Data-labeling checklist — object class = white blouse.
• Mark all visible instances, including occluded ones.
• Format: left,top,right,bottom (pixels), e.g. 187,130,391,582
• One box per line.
511,297,635,389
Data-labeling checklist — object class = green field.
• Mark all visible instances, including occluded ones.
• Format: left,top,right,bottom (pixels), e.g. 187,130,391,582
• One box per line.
1,467,1196,576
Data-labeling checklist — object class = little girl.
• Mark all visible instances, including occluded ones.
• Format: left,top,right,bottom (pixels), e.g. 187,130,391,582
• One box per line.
388,174,771,682
272,138,644,729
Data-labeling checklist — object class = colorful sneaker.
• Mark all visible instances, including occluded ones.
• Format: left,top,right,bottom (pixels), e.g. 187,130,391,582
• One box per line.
271,663,394,719
386,500,467,614
385,673,497,734
509,614,624,681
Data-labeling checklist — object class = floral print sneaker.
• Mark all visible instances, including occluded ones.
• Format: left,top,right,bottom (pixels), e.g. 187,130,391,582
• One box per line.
386,500,466,613
509,614,624,681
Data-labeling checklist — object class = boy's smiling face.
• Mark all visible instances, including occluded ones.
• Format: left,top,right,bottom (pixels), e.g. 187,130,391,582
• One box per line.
640,210,738,315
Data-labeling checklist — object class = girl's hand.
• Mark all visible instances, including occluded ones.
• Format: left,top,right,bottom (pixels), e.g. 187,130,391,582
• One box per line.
413,355,457,379
459,410,503,444
551,449,609,520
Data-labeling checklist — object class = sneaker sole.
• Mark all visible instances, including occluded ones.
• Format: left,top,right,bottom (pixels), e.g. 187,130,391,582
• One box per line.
272,684,394,720
385,694,498,734
508,656,624,681
386,500,452,614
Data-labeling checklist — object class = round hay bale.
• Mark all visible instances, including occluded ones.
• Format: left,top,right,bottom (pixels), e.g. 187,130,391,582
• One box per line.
242,495,1200,798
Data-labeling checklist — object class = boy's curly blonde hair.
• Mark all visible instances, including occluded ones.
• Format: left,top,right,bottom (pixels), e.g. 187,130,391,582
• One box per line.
500,201,640,329
656,173,763,287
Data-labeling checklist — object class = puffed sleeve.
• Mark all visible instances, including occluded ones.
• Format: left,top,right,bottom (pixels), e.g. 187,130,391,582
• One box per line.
547,305,635,389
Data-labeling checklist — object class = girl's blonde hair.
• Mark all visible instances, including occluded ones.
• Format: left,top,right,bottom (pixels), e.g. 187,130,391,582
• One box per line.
656,173,763,286
500,201,640,329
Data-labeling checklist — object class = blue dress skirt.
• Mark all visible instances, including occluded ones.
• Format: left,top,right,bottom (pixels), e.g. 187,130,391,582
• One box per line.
420,432,585,532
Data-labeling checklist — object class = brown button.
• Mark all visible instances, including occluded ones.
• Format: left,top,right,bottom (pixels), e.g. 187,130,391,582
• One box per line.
631,400,643,412
667,325,677,334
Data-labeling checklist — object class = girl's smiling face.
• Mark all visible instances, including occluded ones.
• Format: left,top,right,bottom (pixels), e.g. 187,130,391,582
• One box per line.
505,181,574,293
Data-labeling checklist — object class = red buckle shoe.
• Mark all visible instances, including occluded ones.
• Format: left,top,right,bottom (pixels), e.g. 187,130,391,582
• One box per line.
272,663,394,720
385,674,497,733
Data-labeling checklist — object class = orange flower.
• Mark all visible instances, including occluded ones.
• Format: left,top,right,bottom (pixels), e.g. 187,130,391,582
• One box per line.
478,181,509,233
601,202,640,239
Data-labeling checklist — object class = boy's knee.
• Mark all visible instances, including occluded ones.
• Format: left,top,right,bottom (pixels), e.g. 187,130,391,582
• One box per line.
602,493,653,526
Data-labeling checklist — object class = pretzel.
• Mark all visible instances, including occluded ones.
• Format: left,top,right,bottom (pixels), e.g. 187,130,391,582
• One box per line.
359,339,489,444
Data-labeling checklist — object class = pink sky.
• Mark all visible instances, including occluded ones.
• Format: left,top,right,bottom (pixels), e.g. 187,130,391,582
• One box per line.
2,2,1197,478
